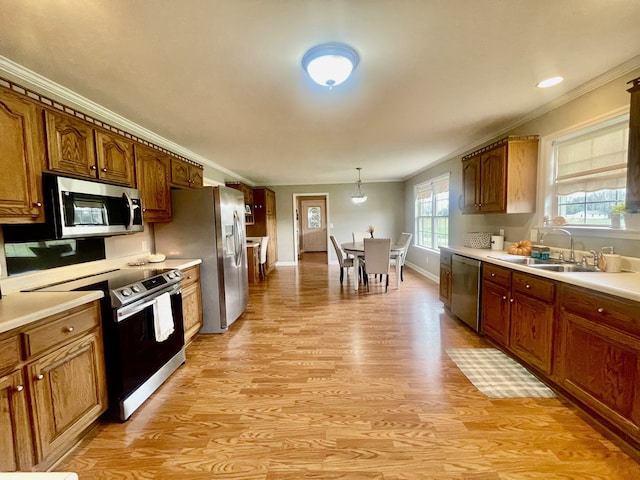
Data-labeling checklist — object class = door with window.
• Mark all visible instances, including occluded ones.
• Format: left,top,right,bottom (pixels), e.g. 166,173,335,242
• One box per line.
300,199,327,252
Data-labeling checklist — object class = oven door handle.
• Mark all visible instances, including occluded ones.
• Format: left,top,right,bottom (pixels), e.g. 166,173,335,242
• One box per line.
116,283,182,322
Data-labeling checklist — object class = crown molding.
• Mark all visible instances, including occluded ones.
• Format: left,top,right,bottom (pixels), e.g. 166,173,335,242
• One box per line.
404,55,640,181
0,56,254,185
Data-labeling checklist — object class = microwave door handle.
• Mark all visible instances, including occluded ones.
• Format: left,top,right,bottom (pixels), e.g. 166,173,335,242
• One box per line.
123,192,135,230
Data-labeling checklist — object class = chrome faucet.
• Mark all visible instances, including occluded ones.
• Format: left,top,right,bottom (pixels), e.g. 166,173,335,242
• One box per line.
540,228,575,263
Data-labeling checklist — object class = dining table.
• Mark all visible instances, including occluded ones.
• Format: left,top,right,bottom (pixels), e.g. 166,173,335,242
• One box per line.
341,241,405,291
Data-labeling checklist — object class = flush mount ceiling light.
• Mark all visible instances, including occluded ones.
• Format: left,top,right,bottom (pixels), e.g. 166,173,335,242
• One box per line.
302,42,360,88
351,167,368,205
537,76,564,88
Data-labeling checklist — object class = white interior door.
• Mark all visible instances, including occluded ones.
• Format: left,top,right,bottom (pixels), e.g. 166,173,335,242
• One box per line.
300,199,327,252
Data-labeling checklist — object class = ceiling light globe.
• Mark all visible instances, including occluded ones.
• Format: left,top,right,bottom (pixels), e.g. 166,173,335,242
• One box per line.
302,43,360,88
351,194,368,205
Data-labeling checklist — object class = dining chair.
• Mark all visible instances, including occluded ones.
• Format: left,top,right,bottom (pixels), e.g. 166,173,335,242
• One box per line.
352,232,369,243
363,238,391,292
330,235,354,284
393,232,413,281
258,236,269,279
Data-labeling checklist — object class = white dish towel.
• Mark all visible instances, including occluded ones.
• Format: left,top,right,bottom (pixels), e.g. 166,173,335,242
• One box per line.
153,292,174,342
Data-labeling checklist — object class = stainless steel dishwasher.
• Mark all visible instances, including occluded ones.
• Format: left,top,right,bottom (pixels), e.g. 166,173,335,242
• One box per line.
450,254,482,331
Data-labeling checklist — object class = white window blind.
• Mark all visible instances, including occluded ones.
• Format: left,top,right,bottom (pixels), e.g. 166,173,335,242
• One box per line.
554,118,628,196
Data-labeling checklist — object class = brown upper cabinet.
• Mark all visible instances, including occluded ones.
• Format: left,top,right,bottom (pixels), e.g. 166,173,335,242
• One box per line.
0,89,45,223
171,158,203,189
461,136,539,214
626,77,640,212
134,144,172,223
225,181,254,225
44,110,135,187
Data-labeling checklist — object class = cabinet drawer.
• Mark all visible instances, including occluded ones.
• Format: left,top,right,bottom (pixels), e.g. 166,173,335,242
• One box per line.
483,263,511,285
22,302,100,359
0,335,21,375
181,265,200,287
513,272,555,303
560,284,640,338
440,251,452,267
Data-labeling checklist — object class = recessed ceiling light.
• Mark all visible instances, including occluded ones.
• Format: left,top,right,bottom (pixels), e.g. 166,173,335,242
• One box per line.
537,76,564,88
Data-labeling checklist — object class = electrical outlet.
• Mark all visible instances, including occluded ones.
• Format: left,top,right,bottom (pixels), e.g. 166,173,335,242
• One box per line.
142,240,148,251
530,229,538,242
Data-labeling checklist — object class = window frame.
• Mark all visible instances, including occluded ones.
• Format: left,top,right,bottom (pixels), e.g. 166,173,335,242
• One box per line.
538,107,639,239
414,173,450,252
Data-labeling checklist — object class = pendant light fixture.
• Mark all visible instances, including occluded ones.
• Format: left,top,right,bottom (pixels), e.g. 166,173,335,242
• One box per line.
351,167,368,205
302,43,360,88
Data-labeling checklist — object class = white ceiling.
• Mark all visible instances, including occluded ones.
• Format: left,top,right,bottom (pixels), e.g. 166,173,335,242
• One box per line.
1,0,640,186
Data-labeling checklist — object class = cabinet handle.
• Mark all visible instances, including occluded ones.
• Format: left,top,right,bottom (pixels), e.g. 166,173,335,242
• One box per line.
525,284,531,289
187,276,192,280
597,307,604,313
36,374,44,381
15,385,24,392
102,168,108,172
64,326,74,333
33,201,42,207
502,295,507,300
509,298,514,303
491,273,496,277
90,165,97,170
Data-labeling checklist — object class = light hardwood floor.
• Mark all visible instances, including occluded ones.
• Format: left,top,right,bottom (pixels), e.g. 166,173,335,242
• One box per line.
57,259,640,479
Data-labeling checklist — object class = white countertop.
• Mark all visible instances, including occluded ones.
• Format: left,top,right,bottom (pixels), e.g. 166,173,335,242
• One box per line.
0,256,202,335
0,473,78,479
442,246,640,302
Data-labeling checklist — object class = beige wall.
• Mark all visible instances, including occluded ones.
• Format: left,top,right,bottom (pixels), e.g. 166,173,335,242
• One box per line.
404,67,640,277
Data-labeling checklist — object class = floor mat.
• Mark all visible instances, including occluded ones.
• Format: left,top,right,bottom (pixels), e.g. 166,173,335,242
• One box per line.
446,348,556,398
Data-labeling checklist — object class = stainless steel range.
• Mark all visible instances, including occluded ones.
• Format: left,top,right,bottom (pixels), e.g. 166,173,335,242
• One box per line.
32,267,185,421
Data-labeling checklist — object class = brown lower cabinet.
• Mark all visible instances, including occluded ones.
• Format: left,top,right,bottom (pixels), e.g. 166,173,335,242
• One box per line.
481,263,640,452
439,250,452,308
181,265,203,346
556,284,640,443
0,301,107,472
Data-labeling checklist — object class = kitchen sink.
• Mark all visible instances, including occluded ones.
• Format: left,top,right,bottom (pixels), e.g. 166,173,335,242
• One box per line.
488,255,600,272
526,263,599,273
488,255,560,265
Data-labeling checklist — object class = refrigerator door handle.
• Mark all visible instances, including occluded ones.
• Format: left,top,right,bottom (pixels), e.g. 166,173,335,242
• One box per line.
233,210,243,267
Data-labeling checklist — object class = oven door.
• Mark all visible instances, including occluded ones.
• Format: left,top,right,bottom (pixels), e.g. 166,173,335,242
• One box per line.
102,283,184,416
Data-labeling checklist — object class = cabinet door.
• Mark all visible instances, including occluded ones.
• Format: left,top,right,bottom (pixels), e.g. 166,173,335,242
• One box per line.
0,369,34,471
510,291,554,374
182,281,203,345
95,131,135,186
461,156,480,213
557,310,640,438
480,145,507,212
266,213,278,271
28,331,107,464
134,145,172,222
481,280,511,346
170,158,192,188
189,165,203,188
439,264,451,308
0,91,44,222
44,110,96,178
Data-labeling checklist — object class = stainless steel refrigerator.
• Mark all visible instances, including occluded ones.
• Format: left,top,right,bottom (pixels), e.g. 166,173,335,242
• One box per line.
154,186,248,333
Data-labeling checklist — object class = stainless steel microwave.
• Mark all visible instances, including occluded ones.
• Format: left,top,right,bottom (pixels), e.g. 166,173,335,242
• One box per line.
3,174,143,240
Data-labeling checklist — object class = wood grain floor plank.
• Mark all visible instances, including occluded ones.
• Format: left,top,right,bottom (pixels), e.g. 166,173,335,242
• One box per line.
56,255,640,478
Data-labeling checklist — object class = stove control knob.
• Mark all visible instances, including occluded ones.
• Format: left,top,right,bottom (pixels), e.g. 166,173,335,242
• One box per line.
131,285,142,293
167,271,176,279
120,288,132,297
